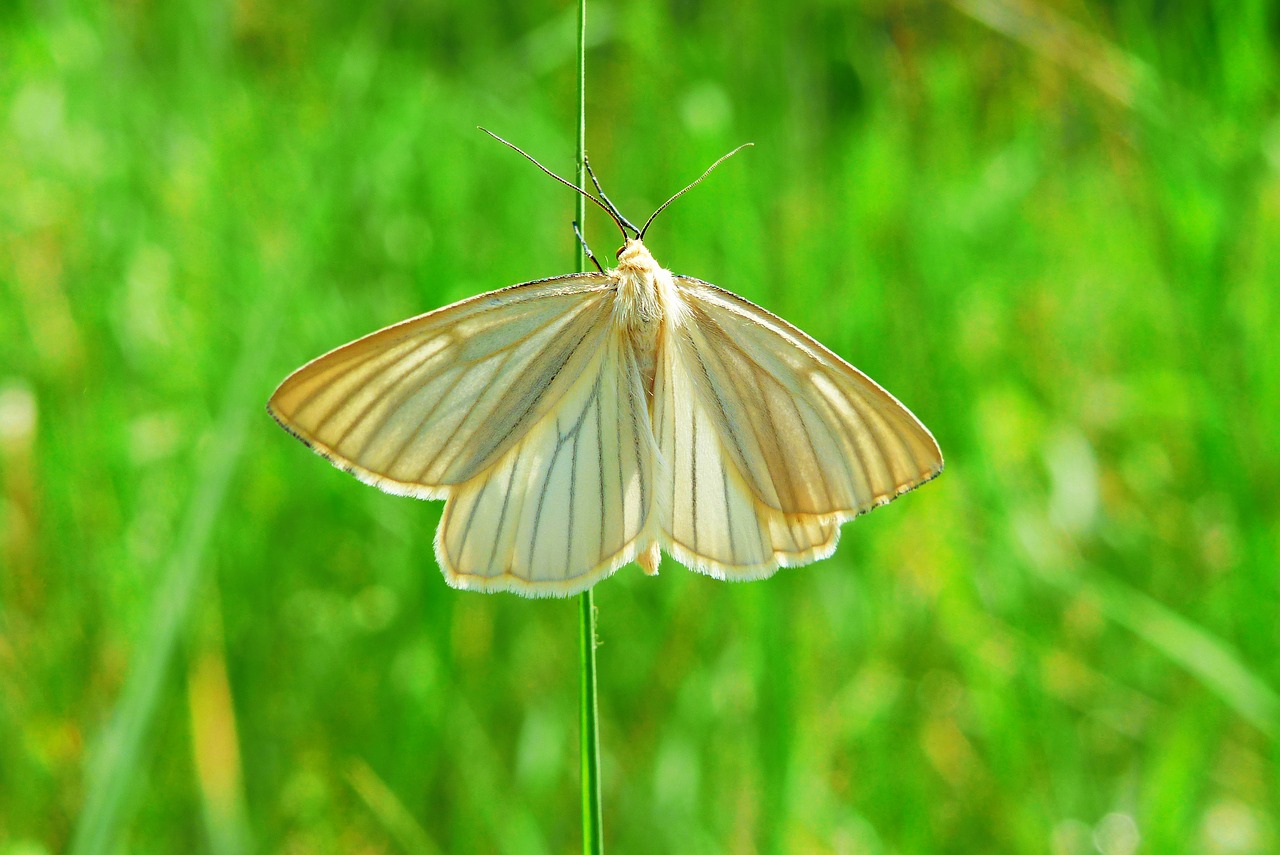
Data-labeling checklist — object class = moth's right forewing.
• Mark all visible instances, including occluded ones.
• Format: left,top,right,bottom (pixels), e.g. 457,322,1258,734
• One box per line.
268,273,616,496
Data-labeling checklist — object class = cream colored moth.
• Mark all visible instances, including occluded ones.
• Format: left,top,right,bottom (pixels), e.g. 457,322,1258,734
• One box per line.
268,133,943,597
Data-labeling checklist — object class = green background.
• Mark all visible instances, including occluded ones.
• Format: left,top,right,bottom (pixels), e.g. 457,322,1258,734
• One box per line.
3,0,1278,852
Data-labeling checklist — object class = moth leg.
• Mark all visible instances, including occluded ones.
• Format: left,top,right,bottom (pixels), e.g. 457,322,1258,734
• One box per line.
573,220,605,273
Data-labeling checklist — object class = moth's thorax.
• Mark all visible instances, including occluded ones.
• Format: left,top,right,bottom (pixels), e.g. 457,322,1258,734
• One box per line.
610,238,676,403
611,238,676,328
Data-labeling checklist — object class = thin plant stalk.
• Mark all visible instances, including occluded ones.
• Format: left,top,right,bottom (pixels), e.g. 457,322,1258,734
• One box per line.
574,0,605,852
578,592,603,854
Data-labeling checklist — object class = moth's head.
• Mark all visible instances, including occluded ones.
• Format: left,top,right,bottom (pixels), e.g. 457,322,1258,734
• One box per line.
616,237,644,261
614,238,656,272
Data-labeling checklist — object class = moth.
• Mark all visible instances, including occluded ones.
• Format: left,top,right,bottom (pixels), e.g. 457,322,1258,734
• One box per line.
268,132,943,597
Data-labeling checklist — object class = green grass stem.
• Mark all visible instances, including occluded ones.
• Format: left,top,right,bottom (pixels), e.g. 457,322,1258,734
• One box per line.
575,3,605,854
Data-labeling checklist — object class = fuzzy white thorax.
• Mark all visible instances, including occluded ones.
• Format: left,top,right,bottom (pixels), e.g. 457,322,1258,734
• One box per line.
612,238,670,325
609,238,681,405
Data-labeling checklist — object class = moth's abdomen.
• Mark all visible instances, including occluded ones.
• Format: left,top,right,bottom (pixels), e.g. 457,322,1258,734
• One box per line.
627,322,661,405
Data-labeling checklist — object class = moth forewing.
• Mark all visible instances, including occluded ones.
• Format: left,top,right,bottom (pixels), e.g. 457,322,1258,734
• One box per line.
267,273,615,497
671,275,943,507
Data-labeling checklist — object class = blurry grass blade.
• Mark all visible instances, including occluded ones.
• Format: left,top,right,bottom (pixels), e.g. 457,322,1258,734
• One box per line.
347,759,443,855
188,596,251,855
69,285,286,855
451,693,553,855
1045,569,1279,737
1092,573,1279,737
949,0,1154,110
517,1,613,77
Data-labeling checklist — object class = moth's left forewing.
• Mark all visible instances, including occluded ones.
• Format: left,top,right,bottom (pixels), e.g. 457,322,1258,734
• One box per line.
673,275,943,507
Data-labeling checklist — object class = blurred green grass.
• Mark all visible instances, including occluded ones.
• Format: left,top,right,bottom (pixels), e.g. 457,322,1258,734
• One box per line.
3,0,1279,852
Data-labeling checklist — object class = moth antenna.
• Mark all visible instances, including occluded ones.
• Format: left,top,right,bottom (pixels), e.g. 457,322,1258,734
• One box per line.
584,154,641,236
479,128,630,243
639,143,754,239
